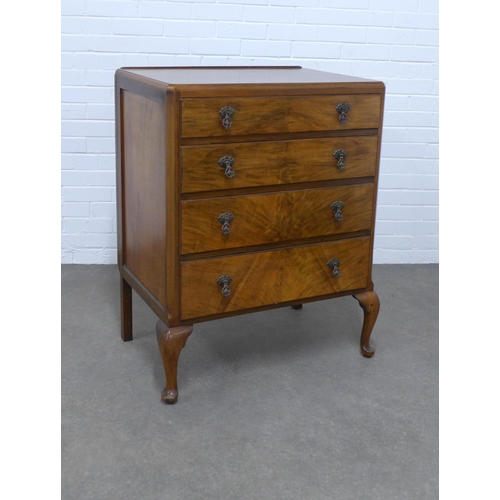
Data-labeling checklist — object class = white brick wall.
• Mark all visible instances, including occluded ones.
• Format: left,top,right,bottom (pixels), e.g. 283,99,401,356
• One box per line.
61,0,439,264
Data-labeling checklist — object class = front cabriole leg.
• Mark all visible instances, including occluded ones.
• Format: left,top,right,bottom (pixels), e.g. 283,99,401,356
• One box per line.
353,291,380,358
156,321,193,404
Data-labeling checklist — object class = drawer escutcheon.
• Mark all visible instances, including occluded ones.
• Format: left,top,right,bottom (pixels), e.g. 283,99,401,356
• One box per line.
219,106,236,130
218,212,234,235
327,258,342,278
330,201,345,221
216,275,232,297
333,149,347,170
336,102,351,124
218,156,236,178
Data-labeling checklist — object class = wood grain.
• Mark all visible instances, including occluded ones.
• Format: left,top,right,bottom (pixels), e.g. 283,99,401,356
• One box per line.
181,183,374,254
122,90,167,307
181,237,370,320
181,135,378,193
181,94,381,138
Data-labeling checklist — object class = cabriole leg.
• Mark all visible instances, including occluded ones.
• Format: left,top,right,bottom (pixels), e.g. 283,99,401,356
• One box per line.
156,321,193,404
353,291,380,358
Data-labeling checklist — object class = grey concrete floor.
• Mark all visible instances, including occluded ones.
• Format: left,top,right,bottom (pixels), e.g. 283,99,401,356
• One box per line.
62,264,438,500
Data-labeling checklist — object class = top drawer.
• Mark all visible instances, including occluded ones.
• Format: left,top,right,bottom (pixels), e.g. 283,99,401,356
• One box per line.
180,94,381,139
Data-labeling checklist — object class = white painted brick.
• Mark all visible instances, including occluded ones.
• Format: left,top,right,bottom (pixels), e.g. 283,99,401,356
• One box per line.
61,53,73,69
164,20,216,38
86,35,138,53
62,69,86,86
139,1,191,19
386,78,435,95
62,120,111,137
61,17,111,35
242,41,291,57
61,34,86,52
62,138,86,153
419,0,439,14
344,10,394,26
381,127,406,142
292,42,341,59
138,36,190,54
91,203,116,218
416,29,438,46
245,6,295,23
406,128,438,143
98,54,150,69
86,1,139,17
86,70,115,87
193,3,243,21
269,24,317,41
383,95,409,111
295,8,344,25
394,12,438,29
62,170,115,186
341,43,390,60
87,138,115,153
64,218,113,234
271,0,319,6
62,234,117,249
192,38,241,55
370,0,418,11
173,55,202,65
61,1,85,16
374,235,414,250
217,22,267,39
390,46,438,63
367,27,415,45
425,144,439,159
149,54,177,66
320,0,368,7
62,104,87,120
319,26,366,43
87,104,115,120
74,53,100,69
222,0,267,4
381,143,426,158
98,156,116,170
326,61,352,73
63,187,113,202
112,19,164,36
62,87,113,103
70,154,99,170
62,203,90,217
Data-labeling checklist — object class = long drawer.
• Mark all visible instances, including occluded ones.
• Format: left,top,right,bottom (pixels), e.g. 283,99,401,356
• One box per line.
181,94,381,138
181,237,370,320
181,135,378,193
181,183,374,254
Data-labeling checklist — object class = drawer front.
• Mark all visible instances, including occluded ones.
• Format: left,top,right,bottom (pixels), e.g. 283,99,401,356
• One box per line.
181,135,378,194
181,94,381,138
181,184,374,254
181,237,370,320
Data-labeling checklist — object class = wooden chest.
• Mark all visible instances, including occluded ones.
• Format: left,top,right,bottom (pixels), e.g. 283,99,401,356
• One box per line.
115,66,385,404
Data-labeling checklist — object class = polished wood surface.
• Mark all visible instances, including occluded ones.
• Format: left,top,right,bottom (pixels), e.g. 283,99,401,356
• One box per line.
181,184,374,254
353,291,380,357
115,66,384,403
181,237,370,320
181,135,378,193
122,90,167,307
156,321,193,404
181,94,381,138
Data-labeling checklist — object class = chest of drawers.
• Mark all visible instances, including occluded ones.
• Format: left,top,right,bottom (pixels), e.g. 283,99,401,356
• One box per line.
115,66,385,404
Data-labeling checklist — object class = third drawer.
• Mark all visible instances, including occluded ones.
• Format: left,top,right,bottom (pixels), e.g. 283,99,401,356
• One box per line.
181,183,374,254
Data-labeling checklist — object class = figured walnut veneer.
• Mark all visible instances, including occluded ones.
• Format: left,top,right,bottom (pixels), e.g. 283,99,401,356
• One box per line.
115,66,385,404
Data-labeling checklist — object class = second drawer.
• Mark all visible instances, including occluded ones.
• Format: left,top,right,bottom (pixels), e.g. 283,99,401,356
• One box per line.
181,183,374,254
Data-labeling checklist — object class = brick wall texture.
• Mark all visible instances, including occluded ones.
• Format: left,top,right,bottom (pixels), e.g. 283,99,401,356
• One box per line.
61,0,439,264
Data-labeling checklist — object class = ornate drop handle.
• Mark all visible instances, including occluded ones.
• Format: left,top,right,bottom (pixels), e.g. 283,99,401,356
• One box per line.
219,106,236,130
336,102,351,124
327,258,341,278
218,156,236,178
218,212,234,235
331,201,344,221
333,149,347,170
217,275,232,297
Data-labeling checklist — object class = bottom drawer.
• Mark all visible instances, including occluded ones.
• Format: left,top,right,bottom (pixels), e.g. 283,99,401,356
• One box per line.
181,237,370,320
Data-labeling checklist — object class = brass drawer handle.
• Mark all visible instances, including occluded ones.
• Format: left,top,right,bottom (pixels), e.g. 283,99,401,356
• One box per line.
331,201,344,221
218,156,236,178
219,106,236,129
217,275,232,297
327,258,341,278
218,212,234,235
334,149,347,170
336,102,351,124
